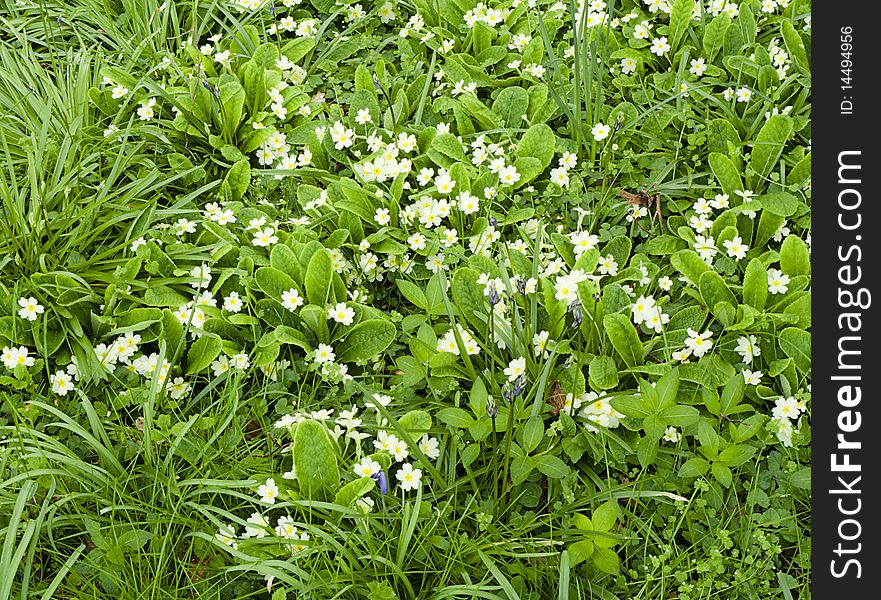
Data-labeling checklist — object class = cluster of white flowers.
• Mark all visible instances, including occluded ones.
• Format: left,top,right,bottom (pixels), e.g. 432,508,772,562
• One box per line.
770,395,806,447
631,295,670,334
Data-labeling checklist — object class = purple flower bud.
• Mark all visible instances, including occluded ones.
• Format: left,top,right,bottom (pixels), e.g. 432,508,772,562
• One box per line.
489,217,498,228
569,303,583,328
502,387,514,403
487,287,501,306
269,1,275,16
513,375,527,397
372,470,388,495
373,76,382,91
515,277,527,295
614,115,621,131
202,80,212,92
486,399,498,419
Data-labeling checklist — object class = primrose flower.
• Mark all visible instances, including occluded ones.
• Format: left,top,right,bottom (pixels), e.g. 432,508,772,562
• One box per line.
327,302,355,326
257,478,280,504
396,462,423,492
684,328,713,358
734,335,761,364
17,297,44,321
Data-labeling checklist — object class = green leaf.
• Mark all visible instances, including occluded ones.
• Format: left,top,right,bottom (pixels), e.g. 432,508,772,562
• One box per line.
790,467,811,490
333,477,375,507
699,270,737,310
742,258,768,311
671,250,710,286
658,405,700,427
516,123,555,170
678,457,710,478
720,374,745,415
779,235,811,277
255,267,299,303
225,159,250,201
510,455,534,484
589,356,619,391
436,407,475,428
568,540,595,567
492,86,530,128
430,133,467,164
522,416,544,453
702,13,731,62
711,462,732,487
218,79,245,139
752,192,800,217
185,335,222,374
451,267,486,332
396,280,428,310
610,395,652,419
304,248,333,306
717,444,757,467
779,327,810,373
603,313,644,367
668,0,693,51
293,419,338,501
592,546,620,575
337,319,396,363
592,500,619,533
750,115,793,180
399,410,432,437
534,455,569,479
708,152,743,196
781,20,809,75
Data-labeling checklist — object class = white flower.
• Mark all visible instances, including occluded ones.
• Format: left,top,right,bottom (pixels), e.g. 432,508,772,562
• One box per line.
767,268,790,294
734,335,761,364
313,343,335,364
223,291,244,313
252,227,279,247
50,370,75,396
374,208,391,225
244,512,270,539
355,108,372,125
772,396,802,421
17,297,44,321
722,236,748,261
111,83,129,99
395,462,423,492
282,288,304,312
353,457,381,478
498,165,521,186
418,434,440,460
579,394,626,432
591,122,611,141
658,276,672,291
662,426,681,443
735,87,752,103
649,36,671,56
689,57,707,76
257,478,280,504
742,369,763,385
327,302,355,326
533,330,551,358
684,328,713,358
504,357,526,382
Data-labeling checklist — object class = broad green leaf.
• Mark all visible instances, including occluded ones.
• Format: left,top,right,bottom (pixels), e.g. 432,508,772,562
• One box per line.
671,250,710,286
451,267,486,332
659,404,700,427
603,313,644,367
304,248,333,306
534,455,569,479
699,270,737,310
492,86,529,128
337,319,396,363
592,547,620,575
592,500,619,533
589,355,619,391
396,279,428,310
611,395,652,419
780,235,810,277
333,477,375,507
225,159,250,201
270,243,302,281
742,258,768,311
510,455,534,484
255,267,299,303
750,115,793,180
430,133,467,164
708,152,743,196
779,327,810,373
752,192,800,217
437,407,474,428
655,367,680,409
516,123,555,170
711,463,732,487
668,0,693,50
720,374,745,415
522,416,544,453
399,410,432,437
702,13,731,61
678,457,710,478
717,444,756,467
294,419,338,501
781,20,809,75
185,335,223,374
